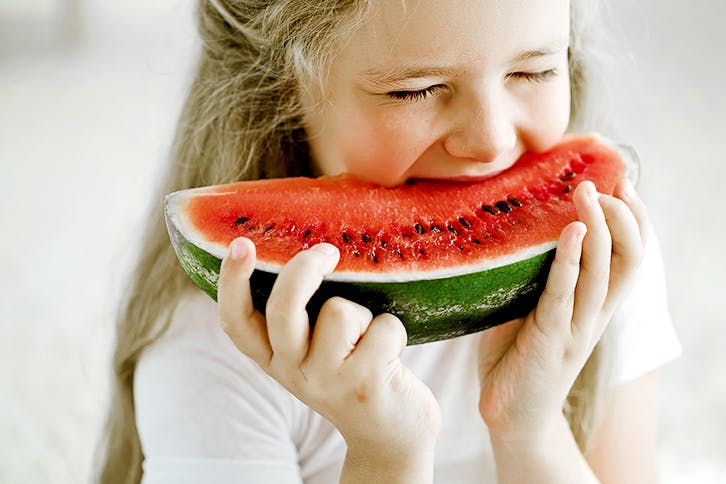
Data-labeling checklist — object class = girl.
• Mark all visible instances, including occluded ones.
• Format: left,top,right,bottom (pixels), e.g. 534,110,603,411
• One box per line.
97,0,681,483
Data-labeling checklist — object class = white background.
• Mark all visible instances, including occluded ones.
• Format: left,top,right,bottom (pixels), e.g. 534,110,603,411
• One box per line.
1,0,724,482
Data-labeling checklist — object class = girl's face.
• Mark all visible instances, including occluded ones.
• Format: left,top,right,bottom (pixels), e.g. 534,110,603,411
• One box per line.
304,0,571,187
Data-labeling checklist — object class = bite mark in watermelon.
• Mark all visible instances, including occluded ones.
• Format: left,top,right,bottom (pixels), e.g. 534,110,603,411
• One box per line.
165,134,637,344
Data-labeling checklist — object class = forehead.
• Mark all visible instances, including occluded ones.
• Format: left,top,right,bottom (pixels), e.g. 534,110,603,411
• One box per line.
338,0,570,72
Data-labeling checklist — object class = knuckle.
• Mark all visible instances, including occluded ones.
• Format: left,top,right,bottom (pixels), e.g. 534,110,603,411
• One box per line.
541,286,572,307
319,296,351,319
560,249,581,268
319,297,373,326
375,313,407,341
294,247,333,272
375,312,400,329
266,294,301,323
579,260,609,284
605,193,629,212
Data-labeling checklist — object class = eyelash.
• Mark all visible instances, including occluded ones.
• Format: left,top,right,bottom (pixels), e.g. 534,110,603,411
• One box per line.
384,69,559,103
506,68,559,83
386,84,447,103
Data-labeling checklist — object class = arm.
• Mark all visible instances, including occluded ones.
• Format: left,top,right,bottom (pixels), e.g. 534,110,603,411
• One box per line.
586,370,660,483
488,371,659,484
478,179,652,483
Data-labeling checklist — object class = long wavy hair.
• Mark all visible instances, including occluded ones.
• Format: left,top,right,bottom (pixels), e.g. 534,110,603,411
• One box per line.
95,1,616,482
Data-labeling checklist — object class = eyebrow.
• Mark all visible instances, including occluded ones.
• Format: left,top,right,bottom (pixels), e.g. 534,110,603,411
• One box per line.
360,42,569,84
511,44,568,64
360,65,460,85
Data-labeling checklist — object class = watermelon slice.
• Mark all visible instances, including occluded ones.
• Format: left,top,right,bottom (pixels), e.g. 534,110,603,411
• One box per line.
165,134,637,344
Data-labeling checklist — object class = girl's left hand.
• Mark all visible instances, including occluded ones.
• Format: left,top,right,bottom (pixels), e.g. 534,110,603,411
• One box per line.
477,179,649,443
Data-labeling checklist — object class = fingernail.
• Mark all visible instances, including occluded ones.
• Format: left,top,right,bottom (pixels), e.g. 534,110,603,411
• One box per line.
311,243,338,256
230,238,248,260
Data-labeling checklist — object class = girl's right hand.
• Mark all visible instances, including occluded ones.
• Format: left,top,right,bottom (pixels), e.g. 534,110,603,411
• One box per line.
217,239,441,464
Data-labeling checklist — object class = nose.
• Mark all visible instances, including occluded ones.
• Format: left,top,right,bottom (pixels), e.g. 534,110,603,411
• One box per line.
442,89,517,163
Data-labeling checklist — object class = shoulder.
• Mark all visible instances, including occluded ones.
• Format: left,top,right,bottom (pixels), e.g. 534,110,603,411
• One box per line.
134,291,297,457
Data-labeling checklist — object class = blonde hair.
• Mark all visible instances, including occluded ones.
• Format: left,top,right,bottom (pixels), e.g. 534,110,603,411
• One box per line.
96,1,615,482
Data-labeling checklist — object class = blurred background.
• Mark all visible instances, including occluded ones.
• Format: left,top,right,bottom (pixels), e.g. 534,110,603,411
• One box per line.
1,0,724,482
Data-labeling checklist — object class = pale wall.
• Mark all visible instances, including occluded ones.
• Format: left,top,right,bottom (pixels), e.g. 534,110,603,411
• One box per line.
1,1,724,482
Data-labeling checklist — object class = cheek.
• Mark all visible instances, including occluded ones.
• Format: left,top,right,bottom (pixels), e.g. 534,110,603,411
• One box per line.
338,109,434,184
525,78,572,151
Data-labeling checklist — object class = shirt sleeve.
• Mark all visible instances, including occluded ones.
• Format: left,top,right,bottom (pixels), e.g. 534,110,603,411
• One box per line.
134,292,303,484
604,228,682,385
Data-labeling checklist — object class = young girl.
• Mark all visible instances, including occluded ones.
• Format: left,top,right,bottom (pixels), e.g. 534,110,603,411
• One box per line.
98,0,681,482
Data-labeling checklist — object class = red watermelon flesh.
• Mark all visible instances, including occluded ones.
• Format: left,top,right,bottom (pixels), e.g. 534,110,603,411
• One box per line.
181,135,629,280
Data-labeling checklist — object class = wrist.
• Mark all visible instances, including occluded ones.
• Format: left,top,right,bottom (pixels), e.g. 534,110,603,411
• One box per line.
485,408,562,453
488,414,598,484
341,441,436,484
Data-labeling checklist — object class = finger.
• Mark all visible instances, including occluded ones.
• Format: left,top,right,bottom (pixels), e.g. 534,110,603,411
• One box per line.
346,313,407,380
599,194,642,271
598,194,644,315
303,297,373,376
571,181,611,331
265,243,339,366
531,221,586,338
614,178,650,248
218,237,271,365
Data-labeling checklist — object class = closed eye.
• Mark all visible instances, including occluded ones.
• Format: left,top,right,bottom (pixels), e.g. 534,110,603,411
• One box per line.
507,68,559,83
386,84,447,103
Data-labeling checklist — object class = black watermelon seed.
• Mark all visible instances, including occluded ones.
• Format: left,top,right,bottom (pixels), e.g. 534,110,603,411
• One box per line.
458,217,472,228
414,223,425,234
447,225,459,235
370,253,378,263
458,245,464,251
342,232,351,243
563,184,572,193
482,204,500,215
303,229,311,239
235,216,249,226
381,240,388,248
353,250,360,257
507,197,523,207
419,249,425,255
264,225,275,233
362,234,372,243
472,239,481,244
495,201,512,213
430,224,443,233
396,249,404,259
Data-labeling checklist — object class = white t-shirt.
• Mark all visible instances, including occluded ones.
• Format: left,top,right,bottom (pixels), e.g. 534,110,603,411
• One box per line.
135,232,681,484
